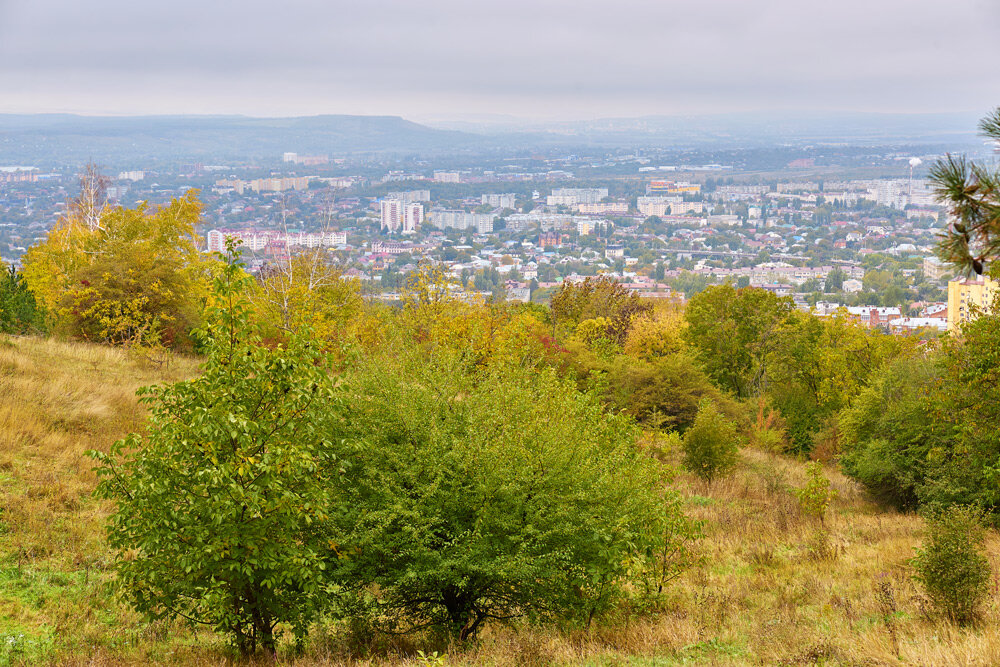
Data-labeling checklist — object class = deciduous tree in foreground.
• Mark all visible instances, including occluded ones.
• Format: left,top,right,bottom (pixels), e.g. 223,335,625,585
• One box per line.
91,249,342,656
329,349,693,640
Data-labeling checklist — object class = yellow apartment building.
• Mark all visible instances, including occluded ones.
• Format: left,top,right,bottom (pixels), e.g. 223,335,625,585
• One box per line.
947,275,999,330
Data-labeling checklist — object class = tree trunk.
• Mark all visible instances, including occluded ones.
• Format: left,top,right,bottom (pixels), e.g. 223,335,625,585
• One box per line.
252,602,277,659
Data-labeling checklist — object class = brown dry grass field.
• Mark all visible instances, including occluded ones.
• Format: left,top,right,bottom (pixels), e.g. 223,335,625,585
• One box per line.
1,334,999,666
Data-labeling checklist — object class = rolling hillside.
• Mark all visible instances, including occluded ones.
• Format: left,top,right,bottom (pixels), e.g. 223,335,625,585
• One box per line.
1,334,999,665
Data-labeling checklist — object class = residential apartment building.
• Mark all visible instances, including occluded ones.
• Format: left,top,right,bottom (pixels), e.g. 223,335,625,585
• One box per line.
605,244,625,260
214,176,311,194
646,180,700,195
637,196,681,217
670,201,704,215
546,188,609,206
388,190,430,203
0,167,38,183
923,257,951,281
282,153,328,166
947,276,999,330
380,199,424,232
433,171,462,183
577,202,628,215
206,229,346,253
481,193,517,209
429,209,494,233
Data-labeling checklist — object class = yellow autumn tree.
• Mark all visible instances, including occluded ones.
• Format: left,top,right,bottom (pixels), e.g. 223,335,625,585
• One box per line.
396,264,547,370
622,302,686,362
22,190,213,349
246,250,364,349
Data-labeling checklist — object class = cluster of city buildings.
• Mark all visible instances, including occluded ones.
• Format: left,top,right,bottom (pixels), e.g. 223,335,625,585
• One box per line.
0,167,38,183
215,176,312,194
205,228,347,253
7,145,992,341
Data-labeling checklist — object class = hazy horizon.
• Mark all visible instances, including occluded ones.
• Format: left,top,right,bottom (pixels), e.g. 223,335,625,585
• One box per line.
1,0,997,120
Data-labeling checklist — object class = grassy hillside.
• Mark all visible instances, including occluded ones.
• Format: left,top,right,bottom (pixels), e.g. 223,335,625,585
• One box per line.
0,336,199,663
1,334,999,665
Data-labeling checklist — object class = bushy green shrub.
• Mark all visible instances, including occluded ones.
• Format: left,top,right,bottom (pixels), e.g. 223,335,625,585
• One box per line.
840,325,1000,513
603,353,743,431
682,400,739,483
329,352,689,640
839,357,950,509
912,505,991,624
749,426,786,453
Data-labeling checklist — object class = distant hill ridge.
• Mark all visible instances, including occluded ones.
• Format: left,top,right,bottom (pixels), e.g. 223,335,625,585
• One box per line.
0,113,477,164
0,110,984,166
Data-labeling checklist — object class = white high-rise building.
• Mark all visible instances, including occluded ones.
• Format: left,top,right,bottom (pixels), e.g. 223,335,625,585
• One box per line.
381,199,423,232
403,202,423,233
481,193,517,209
380,200,402,231
547,188,609,206
871,179,919,210
429,209,494,233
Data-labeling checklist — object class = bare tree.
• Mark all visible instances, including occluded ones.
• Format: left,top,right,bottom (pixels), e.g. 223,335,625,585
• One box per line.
246,195,349,335
72,162,111,231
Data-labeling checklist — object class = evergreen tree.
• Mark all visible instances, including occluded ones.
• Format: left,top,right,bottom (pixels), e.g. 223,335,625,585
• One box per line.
931,107,1000,274
0,264,44,334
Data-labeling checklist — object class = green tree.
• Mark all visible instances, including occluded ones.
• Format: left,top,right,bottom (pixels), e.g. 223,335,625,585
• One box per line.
0,264,44,334
550,276,652,344
247,250,363,347
824,268,846,292
682,399,739,483
596,353,740,432
683,285,793,398
838,355,979,510
813,205,832,226
90,248,342,656
768,311,910,453
840,305,1000,513
667,271,713,298
331,352,681,639
862,270,891,294
795,462,835,524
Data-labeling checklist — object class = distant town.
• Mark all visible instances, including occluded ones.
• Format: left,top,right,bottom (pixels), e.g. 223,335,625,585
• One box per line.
2,142,992,336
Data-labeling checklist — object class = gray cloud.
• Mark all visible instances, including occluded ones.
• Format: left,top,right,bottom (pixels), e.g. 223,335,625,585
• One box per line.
0,0,998,119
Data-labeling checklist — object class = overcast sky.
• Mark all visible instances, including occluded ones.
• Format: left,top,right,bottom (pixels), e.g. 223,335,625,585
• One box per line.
0,0,998,121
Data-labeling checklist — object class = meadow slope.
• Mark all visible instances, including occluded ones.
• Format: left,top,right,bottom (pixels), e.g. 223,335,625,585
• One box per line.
1,334,998,666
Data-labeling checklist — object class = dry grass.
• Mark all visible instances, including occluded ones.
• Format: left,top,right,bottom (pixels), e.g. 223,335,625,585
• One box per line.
0,335,198,663
2,335,1000,665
